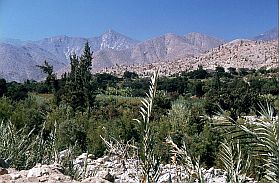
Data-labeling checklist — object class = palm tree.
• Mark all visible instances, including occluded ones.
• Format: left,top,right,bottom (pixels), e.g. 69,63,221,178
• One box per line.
214,103,279,181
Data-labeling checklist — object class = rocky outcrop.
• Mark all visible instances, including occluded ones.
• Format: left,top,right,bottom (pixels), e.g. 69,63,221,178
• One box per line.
0,152,257,183
71,153,256,183
0,164,76,183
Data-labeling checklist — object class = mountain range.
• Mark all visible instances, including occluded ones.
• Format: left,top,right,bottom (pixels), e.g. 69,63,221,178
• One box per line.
0,27,278,82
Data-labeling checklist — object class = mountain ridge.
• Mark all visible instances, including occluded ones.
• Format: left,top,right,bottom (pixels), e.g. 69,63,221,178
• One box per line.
100,39,278,77
0,28,278,82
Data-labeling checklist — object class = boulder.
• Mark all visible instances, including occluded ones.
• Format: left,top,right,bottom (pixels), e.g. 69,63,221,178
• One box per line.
27,164,50,178
9,173,21,180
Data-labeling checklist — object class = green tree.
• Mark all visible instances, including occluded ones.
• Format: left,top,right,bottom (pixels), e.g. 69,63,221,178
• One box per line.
95,73,118,91
123,71,138,80
238,68,249,76
194,80,204,98
37,60,57,93
0,78,7,97
6,82,28,101
212,72,221,91
228,67,237,75
64,42,96,112
186,65,208,79
215,66,225,74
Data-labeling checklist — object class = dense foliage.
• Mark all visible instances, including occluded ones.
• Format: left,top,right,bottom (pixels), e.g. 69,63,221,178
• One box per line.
0,43,278,182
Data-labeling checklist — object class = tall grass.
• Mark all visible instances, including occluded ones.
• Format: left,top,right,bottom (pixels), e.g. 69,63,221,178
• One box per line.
0,119,57,169
0,118,59,169
0,119,81,180
0,120,35,169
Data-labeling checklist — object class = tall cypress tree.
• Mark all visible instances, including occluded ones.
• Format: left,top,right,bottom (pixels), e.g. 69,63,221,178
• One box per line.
69,53,79,80
80,42,95,111
64,42,96,112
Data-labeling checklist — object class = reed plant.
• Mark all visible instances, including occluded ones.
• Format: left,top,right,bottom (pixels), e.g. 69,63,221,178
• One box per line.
134,70,161,183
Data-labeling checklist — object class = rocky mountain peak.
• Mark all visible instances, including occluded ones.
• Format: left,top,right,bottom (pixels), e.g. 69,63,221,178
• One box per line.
186,32,207,37
164,33,179,38
102,29,121,36
99,29,139,50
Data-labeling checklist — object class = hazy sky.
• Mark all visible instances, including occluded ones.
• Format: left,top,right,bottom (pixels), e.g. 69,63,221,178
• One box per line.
0,0,278,41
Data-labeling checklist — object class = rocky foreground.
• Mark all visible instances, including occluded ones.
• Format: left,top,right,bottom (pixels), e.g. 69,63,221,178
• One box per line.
0,153,256,183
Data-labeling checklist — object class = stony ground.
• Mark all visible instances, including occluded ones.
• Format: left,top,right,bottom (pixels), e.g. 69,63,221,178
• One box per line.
0,164,111,183
0,153,256,183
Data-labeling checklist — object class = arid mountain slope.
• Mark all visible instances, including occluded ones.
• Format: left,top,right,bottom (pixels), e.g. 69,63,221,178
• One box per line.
0,43,65,81
0,28,277,81
99,40,279,76
0,30,224,81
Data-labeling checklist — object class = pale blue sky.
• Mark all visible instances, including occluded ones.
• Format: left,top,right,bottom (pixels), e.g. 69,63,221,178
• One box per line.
0,0,278,41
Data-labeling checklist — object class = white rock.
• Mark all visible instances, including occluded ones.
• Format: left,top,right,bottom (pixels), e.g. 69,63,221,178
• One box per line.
88,154,94,159
27,164,50,178
9,173,21,180
211,176,226,183
204,172,212,180
54,176,61,180
79,153,88,159
96,170,108,178
207,167,214,174
157,173,171,183
104,161,114,168
96,158,105,164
